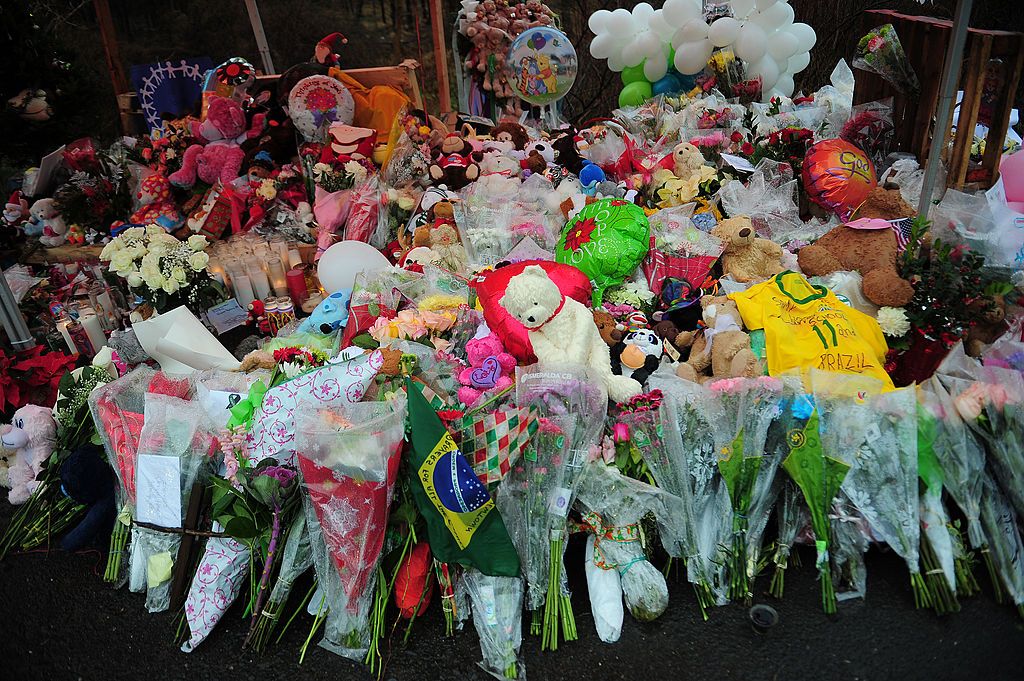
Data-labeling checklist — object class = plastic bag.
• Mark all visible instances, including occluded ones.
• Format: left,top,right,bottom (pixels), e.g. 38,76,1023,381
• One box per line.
815,60,856,140
463,569,526,680
717,159,805,244
854,24,920,95
584,533,623,643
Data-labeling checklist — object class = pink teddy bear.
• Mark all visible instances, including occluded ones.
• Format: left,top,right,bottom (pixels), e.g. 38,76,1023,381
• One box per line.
2,405,57,505
457,333,516,408
169,95,265,189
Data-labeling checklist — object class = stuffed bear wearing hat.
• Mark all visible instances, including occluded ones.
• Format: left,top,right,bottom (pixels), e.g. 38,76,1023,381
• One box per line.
797,185,916,308
499,264,641,403
2,405,57,505
712,215,785,283
675,295,761,384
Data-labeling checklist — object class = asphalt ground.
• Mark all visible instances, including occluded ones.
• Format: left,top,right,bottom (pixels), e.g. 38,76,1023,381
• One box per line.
2,514,1022,681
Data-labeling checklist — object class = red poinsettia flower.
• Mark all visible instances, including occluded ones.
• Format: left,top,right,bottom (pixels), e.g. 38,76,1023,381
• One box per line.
564,217,597,252
0,350,19,413
741,142,755,156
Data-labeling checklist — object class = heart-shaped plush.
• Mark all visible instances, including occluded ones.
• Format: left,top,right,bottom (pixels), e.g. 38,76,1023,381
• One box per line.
470,356,501,389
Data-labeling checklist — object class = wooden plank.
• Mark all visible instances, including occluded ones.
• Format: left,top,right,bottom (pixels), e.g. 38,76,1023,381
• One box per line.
948,34,992,186
981,39,1024,186
429,0,452,114
20,244,104,265
93,0,129,121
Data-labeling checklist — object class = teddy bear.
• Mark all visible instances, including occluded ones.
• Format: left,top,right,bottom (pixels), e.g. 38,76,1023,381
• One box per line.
2,405,57,505
592,309,625,346
965,294,1009,357
675,295,761,384
499,264,642,403
476,149,521,196
457,333,517,408
712,215,786,283
551,127,585,176
30,198,68,247
429,133,483,190
169,95,266,189
412,200,468,272
797,186,916,308
57,443,116,551
520,139,556,176
129,174,184,231
672,141,708,178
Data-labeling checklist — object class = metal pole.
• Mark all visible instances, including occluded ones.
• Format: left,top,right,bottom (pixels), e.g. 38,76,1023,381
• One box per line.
244,0,276,75
918,0,974,217
0,272,36,352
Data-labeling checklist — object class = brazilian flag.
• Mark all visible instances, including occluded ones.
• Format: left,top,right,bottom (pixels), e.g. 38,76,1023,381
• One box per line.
406,379,520,577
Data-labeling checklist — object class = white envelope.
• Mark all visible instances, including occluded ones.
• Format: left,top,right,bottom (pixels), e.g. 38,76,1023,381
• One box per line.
133,306,241,374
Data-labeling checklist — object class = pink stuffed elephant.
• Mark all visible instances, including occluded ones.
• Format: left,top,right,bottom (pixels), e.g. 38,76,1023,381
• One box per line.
457,333,516,408
169,96,265,189
1,405,57,505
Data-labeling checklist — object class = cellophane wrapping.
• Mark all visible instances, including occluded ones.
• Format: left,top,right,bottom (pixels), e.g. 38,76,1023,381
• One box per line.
295,399,406,660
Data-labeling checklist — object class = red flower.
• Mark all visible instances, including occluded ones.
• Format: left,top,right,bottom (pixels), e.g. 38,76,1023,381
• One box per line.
564,216,597,252
741,142,755,155
730,131,743,143
768,132,780,145
273,347,303,363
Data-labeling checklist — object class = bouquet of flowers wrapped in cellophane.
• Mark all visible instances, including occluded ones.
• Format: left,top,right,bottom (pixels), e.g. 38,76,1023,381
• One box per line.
700,376,784,603
812,371,926,611
853,24,920,95
501,364,607,651
647,371,729,617
294,399,406,664
130,390,214,613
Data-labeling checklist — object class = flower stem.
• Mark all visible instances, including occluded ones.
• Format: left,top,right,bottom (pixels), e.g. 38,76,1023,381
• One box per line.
243,508,283,649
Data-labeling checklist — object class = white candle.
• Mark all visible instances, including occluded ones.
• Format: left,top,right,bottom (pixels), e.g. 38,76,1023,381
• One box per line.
288,249,302,268
247,263,272,300
57,320,77,354
79,312,107,352
232,273,255,309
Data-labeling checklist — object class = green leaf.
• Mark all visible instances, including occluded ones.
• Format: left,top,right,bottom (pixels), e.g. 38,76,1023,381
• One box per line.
224,516,258,540
350,333,379,350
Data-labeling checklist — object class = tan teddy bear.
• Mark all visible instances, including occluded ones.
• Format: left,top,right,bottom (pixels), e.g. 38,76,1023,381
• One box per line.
712,216,786,283
797,185,916,308
672,142,707,178
675,295,761,384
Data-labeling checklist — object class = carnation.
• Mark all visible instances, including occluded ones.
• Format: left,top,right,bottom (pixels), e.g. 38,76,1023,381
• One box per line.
876,306,911,337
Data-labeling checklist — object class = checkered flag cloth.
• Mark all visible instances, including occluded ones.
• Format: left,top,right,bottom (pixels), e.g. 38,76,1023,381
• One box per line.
460,406,539,486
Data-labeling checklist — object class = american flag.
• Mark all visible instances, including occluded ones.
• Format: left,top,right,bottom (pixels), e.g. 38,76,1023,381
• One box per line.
889,218,914,253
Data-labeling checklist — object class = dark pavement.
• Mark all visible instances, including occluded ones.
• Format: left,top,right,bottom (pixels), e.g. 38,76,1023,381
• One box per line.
2,522,1022,681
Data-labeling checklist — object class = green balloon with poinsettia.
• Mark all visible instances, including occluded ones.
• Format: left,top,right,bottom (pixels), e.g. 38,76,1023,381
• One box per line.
555,198,651,306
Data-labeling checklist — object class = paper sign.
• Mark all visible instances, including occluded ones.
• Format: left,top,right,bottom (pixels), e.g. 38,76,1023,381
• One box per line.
199,388,244,421
136,454,182,528
206,299,249,335
133,305,241,374
720,153,756,174
548,486,573,517
24,145,66,197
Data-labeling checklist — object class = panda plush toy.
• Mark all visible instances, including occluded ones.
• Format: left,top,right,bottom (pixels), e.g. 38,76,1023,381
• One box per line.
610,329,663,387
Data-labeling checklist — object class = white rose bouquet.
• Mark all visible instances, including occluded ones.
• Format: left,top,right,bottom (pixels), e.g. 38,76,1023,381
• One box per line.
100,225,226,314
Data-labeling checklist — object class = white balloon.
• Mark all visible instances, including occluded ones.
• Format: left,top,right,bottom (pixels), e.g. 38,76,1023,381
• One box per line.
588,9,612,35
644,54,669,82
767,31,799,61
755,0,778,10
752,3,789,30
636,29,663,56
607,54,625,72
789,22,817,52
662,0,699,28
732,0,756,19
632,3,655,25
648,9,676,41
590,33,615,59
621,39,646,68
734,23,767,63
673,19,709,46
750,56,780,90
673,39,713,75
708,17,741,48
609,8,636,36
789,51,811,73
318,241,391,294
774,73,795,97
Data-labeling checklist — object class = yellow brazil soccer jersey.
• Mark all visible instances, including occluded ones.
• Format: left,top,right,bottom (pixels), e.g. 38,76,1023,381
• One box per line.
728,271,894,390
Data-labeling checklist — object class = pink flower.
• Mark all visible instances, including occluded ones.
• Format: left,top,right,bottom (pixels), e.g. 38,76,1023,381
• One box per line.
612,421,630,444
394,309,428,339
224,451,240,485
420,309,455,333
954,383,988,421
867,35,884,52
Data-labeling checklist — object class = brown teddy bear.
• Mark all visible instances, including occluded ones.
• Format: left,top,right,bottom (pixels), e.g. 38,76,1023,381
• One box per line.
592,309,624,346
675,295,761,383
797,185,916,308
965,294,1009,357
712,216,786,283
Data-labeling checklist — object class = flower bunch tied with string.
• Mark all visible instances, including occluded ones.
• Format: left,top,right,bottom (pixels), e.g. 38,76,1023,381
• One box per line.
100,225,225,314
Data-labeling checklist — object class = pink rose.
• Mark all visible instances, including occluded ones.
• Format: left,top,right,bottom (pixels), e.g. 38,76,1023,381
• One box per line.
954,383,987,421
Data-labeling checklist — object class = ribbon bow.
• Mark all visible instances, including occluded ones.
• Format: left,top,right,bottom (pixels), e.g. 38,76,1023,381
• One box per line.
226,379,269,431
312,108,338,128
573,511,642,574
